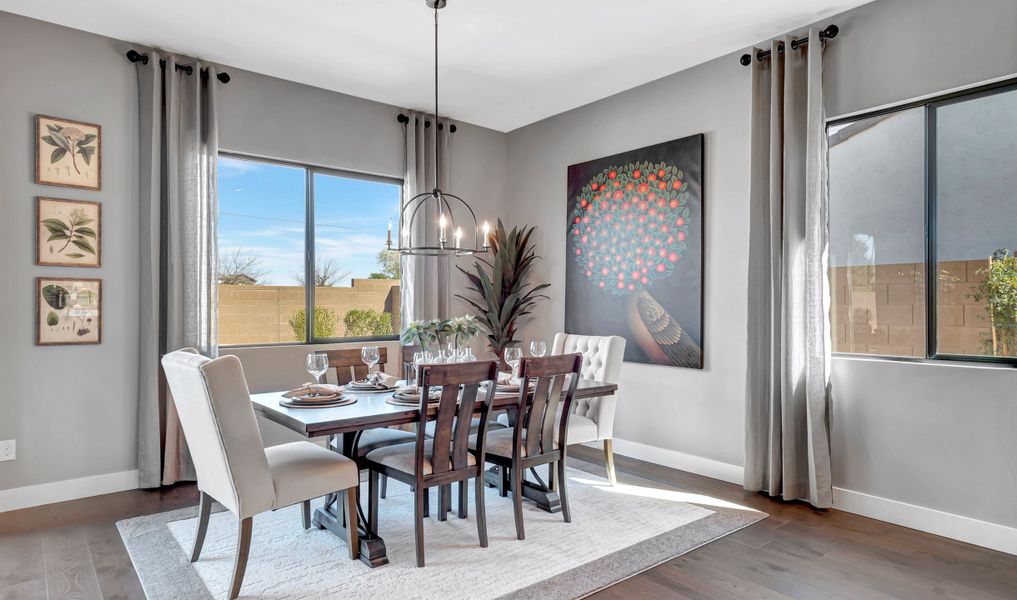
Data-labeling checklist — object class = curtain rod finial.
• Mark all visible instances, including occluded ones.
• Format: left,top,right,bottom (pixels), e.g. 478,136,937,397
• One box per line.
739,53,752,66
822,24,840,39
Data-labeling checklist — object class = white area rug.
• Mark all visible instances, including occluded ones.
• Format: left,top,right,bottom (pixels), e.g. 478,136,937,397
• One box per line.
119,463,764,599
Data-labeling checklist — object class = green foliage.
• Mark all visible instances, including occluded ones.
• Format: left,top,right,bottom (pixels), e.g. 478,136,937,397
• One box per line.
375,250,401,279
401,318,451,350
456,220,550,362
449,315,481,346
41,208,96,259
46,311,59,326
970,249,1017,357
288,307,339,341
343,308,394,337
41,123,97,175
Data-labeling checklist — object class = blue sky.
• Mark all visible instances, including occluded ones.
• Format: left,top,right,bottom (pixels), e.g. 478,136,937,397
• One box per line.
218,156,400,285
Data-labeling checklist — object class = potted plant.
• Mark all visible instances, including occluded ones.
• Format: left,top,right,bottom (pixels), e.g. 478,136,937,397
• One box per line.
400,318,451,353
457,220,550,367
449,314,481,359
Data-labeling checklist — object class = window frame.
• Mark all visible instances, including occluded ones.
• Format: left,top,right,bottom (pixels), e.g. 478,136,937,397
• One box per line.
828,76,1017,367
218,151,403,347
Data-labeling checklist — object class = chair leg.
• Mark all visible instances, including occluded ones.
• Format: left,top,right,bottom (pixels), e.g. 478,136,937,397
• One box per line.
437,484,449,522
414,486,426,567
457,480,468,519
380,474,389,499
228,517,252,600
368,470,380,537
190,491,212,562
499,466,509,498
511,461,525,540
423,487,430,517
474,474,488,548
603,439,617,486
302,499,311,530
344,487,360,561
557,458,572,523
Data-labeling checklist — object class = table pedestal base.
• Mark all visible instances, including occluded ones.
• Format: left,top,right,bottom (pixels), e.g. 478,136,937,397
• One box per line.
312,505,389,568
483,466,562,514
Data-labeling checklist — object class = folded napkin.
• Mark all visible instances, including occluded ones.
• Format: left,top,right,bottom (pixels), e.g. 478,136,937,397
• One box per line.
283,383,342,399
393,385,442,402
347,372,399,390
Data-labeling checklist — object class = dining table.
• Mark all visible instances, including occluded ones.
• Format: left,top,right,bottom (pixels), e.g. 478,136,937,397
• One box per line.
250,377,618,567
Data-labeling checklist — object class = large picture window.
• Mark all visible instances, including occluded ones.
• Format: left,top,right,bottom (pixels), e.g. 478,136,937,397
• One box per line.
217,154,402,346
828,81,1017,364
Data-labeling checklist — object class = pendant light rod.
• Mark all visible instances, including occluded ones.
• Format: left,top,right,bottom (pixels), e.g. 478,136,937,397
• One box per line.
434,3,439,192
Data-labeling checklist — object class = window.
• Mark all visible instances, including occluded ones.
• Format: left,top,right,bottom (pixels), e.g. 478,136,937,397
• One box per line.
828,81,1017,364
217,154,402,346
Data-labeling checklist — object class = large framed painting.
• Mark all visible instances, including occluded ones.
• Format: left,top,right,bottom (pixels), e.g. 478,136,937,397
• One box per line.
35,115,101,190
36,277,102,345
36,197,101,267
566,134,704,368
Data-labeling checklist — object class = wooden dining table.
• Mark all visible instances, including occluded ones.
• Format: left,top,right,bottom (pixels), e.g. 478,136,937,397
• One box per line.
250,378,618,567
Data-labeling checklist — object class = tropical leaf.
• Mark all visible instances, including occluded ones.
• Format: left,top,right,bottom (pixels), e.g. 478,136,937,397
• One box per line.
79,146,94,166
50,147,67,164
78,134,97,146
41,134,68,150
456,220,549,363
47,232,69,242
64,253,86,259
42,285,68,309
71,238,96,255
46,124,62,134
75,226,97,238
41,219,69,233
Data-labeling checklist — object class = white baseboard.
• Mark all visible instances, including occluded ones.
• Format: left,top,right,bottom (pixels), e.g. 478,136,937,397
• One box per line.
597,438,1016,556
833,487,1017,556
0,469,139,513
600,438,745,485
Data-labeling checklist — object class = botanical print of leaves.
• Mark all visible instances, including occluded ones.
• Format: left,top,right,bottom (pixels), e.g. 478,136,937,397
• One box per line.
38,199,100,266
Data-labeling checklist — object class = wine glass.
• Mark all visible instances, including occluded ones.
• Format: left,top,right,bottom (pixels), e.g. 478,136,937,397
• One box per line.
410,351,425,386
306,353,328,384
504,346,522,379
361,346,380,379
530,340,547,357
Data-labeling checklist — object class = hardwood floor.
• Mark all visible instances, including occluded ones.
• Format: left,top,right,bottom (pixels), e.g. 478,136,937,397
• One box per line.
1,449,1014,599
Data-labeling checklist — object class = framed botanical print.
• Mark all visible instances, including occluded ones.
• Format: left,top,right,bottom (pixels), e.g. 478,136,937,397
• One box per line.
35,115,101,190
36,198,101,267
36,277,102,345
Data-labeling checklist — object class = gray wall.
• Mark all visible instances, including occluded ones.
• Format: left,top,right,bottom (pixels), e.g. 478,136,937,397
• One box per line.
506,0,1017,529
0,10,509,492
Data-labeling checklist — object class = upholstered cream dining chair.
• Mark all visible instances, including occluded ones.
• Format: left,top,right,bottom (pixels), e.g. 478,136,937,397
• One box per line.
161,349,361,600
496,333,625,484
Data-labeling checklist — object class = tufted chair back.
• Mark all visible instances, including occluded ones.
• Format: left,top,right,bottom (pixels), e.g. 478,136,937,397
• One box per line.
161,348,276,520
551,333,625,441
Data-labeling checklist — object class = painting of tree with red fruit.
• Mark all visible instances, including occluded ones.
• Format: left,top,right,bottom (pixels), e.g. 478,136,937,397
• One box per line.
566,135,703,368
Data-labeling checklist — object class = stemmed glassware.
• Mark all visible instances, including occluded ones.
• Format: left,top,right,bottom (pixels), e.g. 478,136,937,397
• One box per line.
504,346,522,380
529,340,547,357
306,353,328,384
361,346,380,379
410,351,426,386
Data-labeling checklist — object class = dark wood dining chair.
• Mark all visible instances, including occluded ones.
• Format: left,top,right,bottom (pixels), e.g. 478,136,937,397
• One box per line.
473,353,582,540
317,347,413,499
316,347,389,385
401,344,421,382
364,360,499,567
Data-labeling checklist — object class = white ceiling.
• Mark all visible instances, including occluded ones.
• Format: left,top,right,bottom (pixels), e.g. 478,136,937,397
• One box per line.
1,0,872,132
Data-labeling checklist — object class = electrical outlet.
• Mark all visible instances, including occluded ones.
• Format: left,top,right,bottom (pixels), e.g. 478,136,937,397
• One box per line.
0,440,15,462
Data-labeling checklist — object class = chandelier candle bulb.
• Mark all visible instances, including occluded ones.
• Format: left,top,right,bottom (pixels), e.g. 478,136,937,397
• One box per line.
455,226,463,248
439,213,447,244
482,221,490,248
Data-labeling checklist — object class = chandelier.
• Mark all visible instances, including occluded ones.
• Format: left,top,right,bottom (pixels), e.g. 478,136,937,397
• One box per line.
393,0,487,256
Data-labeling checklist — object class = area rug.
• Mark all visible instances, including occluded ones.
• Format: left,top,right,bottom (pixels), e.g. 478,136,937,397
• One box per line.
118,461,764,599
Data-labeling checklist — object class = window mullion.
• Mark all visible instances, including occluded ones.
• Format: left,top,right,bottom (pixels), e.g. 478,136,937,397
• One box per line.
924,104,938,360
305,168,315,344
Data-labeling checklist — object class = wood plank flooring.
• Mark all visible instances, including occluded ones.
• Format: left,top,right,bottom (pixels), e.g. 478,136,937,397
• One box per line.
0,449,1013,599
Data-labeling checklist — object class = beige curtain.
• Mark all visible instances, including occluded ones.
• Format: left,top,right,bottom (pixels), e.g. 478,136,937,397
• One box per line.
401,110,453,326
137,53,219,487
744,29,833,508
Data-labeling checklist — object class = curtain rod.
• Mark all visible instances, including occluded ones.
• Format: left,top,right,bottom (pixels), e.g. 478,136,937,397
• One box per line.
739,24,839,66
396,113,457,133
125,49,231,83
